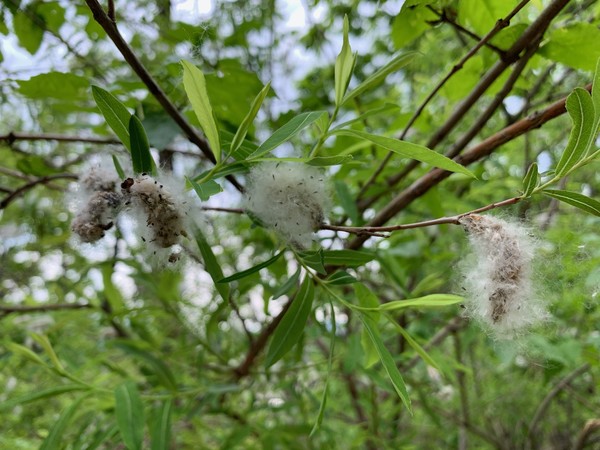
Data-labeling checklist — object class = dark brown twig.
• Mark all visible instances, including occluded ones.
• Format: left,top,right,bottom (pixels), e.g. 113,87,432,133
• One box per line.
0,174,78,210
0,303,92,317
572,419,600,450
84,0,243,191
347,82,592,250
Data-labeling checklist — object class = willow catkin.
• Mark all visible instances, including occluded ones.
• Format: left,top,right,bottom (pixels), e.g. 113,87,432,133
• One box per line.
243,162,331,248
459,214,547,337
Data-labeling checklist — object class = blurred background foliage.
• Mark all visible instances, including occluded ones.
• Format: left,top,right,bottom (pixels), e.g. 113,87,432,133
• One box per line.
0,0,599,448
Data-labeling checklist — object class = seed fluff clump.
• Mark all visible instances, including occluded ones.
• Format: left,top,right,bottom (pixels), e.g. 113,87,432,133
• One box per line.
244,162,331,248
459,214,547,338
71,164,123,243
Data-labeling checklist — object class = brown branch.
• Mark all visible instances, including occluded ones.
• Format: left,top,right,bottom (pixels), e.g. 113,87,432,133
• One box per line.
201,206,245,214
0,303,92,317
527,363,591,448
84,0,243,192
0,174,78,210
232,294,296,379
347,82,591,250
324,196,521,236
357,0,530,202
0,131,206,158
572,419,600,450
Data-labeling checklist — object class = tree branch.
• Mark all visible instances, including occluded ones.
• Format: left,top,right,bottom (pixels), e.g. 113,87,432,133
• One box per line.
0,174,78,210
0,303,92,317
347,81,591,250
84,0,243,191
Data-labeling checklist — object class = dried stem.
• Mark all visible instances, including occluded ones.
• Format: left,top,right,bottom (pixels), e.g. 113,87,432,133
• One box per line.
84,0,243,191
0,173,78,210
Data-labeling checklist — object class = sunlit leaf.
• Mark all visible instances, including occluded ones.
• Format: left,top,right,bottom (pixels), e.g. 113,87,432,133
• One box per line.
333,129,476,178
543,189,600,216
521,162,539,198
334,15,357,106
181,60,221,162
230,81,271,155
92,86,132,150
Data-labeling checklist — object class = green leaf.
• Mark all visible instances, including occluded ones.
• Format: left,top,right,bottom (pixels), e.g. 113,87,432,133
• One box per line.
306,155,353,166
335,181,359,224
391,5,438,48
112,155,126,180
326,270,357,285
129,115,155,175
334,16,357,106
266,276,315,367
297,248,326,275
387,318,440,370
355,283,380,369
113,342,177,390
218,251,283,283
40,396,88,450
272,268,301,300
181,60,221,162
542,189,600,217
230,81,271,155
521,162,539,198
13,10,43,54
151,400,173,450
539,23,600,72
195,228,230,301
593,57,600,124
187,176,223,201
6,341,47,367
310,299,336,437
359,312,412,412
322,250,375,267
375,294,463,312
30,333,65,374
555,88,595,177
0,385,89,412
249,111,326,158
343,52,418,104
18,72,89,100
92,86,132,150
333,129,475,178
115,381,145,450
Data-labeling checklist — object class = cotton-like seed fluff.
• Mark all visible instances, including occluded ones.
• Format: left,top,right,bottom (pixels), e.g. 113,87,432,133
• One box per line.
459,214,546,336
244,162,330,248
121,175,188,248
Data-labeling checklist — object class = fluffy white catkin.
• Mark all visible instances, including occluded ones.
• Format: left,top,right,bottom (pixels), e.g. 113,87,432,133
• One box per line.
459,214,547,337
244,162,330,248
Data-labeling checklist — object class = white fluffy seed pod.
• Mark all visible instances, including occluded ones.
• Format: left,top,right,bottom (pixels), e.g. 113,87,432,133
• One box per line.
459,214,547,338
243,162,331,248
121,174,189,248
71,191,122,242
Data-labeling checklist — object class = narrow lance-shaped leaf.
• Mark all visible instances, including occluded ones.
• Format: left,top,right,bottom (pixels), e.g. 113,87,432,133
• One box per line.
115,381,145,450
40,396,88,450
181,60,221,162
195,228,230,301
542,189,600,216
322,249,375,267
521,162,539,198
334,15,356,106
129,115,155,175
272,268,301,300
150,400,173,450
112,155,126,179
333,129,476,178
343,52,418,104
219,251,283,283
555,88,595,177
359,311,412,412
249,111,327,158
230,81,271,156
591,56,600,133
266,276,315,367
92,85,131,150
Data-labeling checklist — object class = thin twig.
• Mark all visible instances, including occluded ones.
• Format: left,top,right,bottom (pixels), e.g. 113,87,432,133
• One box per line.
201,206,244,214
347,82,592,250
0,174,78,210
0,303,92,317
527,363,591,448
572,419,600,450
84,0,243,192
356,0,530,202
